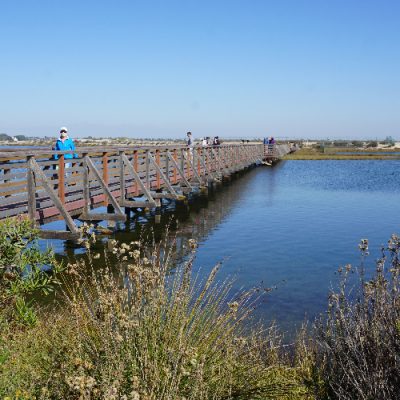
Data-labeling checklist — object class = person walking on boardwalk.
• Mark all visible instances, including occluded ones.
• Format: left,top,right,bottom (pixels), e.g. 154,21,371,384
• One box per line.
54,127,78,167
186,131,195,147
186,131,195,158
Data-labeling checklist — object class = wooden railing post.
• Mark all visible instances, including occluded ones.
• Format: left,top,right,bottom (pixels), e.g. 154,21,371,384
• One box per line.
119,151,125,206
173,149,178,184
187,148,192,179
58,154,65,205
102,152,109,206
82,153,89,215
133,150,139,196
146,150,150,189
156,149,161,189
4,160,10,198
180,149,185,180
27,156,36,223
197,147,201,176
165,149,170,186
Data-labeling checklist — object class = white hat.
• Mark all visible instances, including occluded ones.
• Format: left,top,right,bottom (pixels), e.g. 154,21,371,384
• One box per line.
60,126,68,133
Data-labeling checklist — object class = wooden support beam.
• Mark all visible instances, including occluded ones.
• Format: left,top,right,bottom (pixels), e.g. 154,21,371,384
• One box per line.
78,213,126,221
197,148,201,176
182,150,202,184
27,156,37,224
133,150,139,196
82,153,90,215
165,150,170,187
146,150,150,189
29,157,79,234
102,152,109,206
119,151,125,207
156,149,161,189
211,148,229,177
39,230,81,240
149,191,185,200
121,200,154,208
180,149,186,180
173,149,178,184
167,151,193,190
58,155,65,204
83,155,125,214
172,185,192,194
198,152,219,181
120,152,156,207
147,151,179,199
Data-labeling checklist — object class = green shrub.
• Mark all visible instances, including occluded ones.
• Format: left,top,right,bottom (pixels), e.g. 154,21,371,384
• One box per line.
0,216,62,325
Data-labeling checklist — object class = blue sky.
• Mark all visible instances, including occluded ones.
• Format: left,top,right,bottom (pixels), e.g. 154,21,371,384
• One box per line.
1,0,399,139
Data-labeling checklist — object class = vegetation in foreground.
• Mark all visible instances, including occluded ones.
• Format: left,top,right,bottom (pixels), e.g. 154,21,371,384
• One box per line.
0,219,312,399
314,237,400,399
0,216,63,326
0,217,399,399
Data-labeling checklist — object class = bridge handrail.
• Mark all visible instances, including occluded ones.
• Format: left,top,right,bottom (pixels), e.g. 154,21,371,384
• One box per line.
0,143,262,160
0,144,269,225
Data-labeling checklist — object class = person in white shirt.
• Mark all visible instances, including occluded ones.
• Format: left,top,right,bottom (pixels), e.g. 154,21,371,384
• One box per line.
186,131,195,158
186,131,194,147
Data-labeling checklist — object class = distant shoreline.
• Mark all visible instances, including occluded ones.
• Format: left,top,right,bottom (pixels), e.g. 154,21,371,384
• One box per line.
285,147,400,160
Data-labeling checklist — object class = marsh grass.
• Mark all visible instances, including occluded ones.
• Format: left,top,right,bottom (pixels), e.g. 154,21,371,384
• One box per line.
284,147,400,160
315,237,400,399
0,233,312,399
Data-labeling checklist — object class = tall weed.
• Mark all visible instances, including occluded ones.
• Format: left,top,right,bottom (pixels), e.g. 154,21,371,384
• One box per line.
315,236,400,399
1,234,311,399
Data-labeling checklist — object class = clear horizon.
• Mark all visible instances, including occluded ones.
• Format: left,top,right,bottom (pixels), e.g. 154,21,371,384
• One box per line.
1,0,399,140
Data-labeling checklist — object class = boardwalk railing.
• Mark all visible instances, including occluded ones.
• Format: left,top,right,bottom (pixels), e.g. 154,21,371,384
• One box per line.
0,144,284,238
263,143,291,160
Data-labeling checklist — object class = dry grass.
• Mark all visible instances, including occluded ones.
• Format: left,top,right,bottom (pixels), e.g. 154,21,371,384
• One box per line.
314,237,400,399
0,234,312,399
284,147,400,160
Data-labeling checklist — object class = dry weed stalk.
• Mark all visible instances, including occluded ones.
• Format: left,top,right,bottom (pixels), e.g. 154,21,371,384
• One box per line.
1,226,311,399
315,235,400,399
58,234,310,399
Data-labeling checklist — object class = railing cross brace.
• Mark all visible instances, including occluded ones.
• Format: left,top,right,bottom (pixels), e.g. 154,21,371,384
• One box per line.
120,152,157,208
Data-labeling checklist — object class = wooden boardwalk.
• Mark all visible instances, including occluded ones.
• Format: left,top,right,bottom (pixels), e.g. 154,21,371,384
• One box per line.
0,143,290,239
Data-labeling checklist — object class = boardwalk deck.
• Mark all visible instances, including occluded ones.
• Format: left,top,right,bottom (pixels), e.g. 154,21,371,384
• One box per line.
0,143,290,238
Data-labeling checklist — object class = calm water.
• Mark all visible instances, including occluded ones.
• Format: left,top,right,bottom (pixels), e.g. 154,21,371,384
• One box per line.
44,160,400,333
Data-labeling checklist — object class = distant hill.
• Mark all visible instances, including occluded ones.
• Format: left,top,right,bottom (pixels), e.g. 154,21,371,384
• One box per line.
0,133,12,141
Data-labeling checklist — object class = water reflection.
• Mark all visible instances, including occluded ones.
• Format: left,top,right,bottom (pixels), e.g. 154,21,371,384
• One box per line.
51,169,259,267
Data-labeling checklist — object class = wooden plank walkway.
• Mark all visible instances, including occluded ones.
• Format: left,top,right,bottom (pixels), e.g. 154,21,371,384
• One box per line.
0,143,290,239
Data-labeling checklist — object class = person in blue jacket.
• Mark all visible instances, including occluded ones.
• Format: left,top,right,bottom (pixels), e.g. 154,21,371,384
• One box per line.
54,127,78,164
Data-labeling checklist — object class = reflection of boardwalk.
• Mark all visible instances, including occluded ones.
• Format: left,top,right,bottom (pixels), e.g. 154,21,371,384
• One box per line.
170,173,255,263
0,144,290,239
